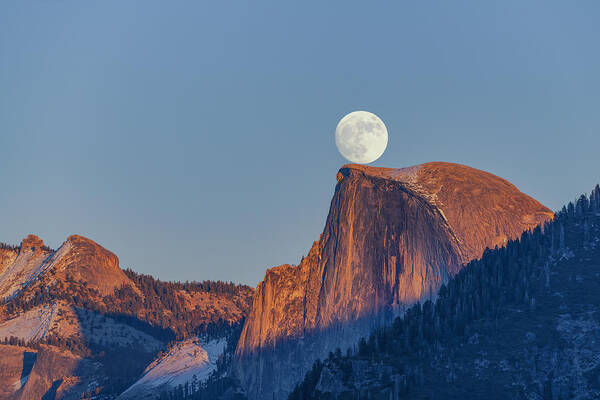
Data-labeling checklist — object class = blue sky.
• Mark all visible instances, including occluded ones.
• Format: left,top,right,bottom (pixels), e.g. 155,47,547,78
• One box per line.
1,1,599,285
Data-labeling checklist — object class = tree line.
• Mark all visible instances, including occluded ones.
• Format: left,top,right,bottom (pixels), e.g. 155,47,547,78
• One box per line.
289,185,600,399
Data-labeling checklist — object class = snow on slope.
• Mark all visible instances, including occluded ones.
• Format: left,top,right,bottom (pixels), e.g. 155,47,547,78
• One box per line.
118,338,226,399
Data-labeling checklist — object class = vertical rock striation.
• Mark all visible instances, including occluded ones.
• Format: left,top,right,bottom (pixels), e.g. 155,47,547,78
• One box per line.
234,162,553,399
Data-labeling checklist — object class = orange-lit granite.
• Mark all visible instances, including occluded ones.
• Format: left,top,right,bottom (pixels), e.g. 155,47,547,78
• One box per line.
235,162,553,399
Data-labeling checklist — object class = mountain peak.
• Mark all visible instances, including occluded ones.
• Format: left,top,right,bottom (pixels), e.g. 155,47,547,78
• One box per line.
0,233,135,300
64,235,120,271
57,234,134,296
66,234,100,246
339,161,515,187
236,162,554,399
19,234,45,252
337,162,553,262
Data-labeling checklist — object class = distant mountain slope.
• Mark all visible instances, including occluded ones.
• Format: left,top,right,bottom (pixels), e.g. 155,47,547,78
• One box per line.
120,269,253,339
290,186,600,400
0,234,254,399
235,163,553,400
0,234,140,304
0,300,163,351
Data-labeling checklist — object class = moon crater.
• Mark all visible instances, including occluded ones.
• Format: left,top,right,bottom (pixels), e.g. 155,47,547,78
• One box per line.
335,111,388,164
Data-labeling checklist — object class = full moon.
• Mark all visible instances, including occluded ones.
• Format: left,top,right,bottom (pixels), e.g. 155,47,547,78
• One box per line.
335,111,388,164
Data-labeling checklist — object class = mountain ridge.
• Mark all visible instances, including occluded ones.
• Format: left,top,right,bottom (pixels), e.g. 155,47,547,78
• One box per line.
235,162,553,399
0,162,557,400
0,233,254,399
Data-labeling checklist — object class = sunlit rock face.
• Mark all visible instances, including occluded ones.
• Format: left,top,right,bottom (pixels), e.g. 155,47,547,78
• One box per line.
234,162,553,400
0,235,53,301
0,232,255,398
0,234,140,303
0,344,102,399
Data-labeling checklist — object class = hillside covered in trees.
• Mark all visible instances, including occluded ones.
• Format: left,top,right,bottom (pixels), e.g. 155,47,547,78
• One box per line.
1,263,253,342
0,235,254,398
289,185,600,400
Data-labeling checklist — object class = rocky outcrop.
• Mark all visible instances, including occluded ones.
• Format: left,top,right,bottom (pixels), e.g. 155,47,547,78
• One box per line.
0,234,139,303
0,344,102,400
52,235,140,297
0,236,54,301
234,162,553,399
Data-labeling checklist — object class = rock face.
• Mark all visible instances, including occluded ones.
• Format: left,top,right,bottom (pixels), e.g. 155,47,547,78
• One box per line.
0,235,53,301
53,234,141,297
0,233,255,399
291,187,600,400
0,344,102,400
0,234,139,303
234,162,553,399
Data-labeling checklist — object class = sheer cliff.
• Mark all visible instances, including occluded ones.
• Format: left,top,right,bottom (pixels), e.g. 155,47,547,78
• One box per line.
234,162,553,399
290,186,600,400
